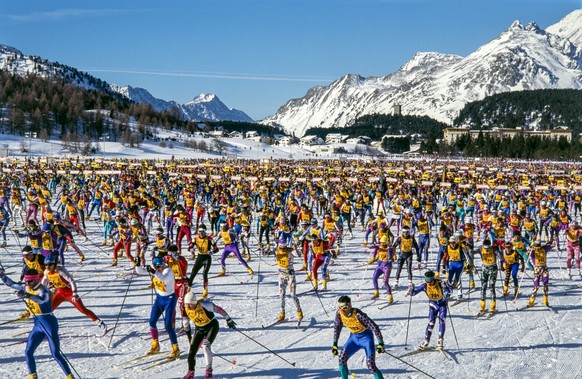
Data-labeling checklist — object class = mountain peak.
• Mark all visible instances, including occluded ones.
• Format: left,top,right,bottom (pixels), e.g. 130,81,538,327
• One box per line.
192,93,218,103
509,20,524,30
525,22,541,32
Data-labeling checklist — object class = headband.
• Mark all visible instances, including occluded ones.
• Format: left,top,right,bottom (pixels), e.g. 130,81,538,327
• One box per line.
24,274,42,282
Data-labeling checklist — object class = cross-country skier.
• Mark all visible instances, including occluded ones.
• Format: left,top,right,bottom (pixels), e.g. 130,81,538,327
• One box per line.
181,291,236,379
42,254,108,335
408,270,452,350
332,295,385,379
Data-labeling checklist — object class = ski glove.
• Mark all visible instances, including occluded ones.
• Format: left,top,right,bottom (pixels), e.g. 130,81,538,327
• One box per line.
145,265,156,274
406,286,414,296
226,318,237,329
16,289,29,299
376,341,385,354
331,343,338,356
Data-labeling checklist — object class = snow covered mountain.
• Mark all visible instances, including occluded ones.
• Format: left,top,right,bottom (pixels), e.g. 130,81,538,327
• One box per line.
0,44,254,123
0,44,118,96
180,93,254,123
109,85,254,123
262,10,582,137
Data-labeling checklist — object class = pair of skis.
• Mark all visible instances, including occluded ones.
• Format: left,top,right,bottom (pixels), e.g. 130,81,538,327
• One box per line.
399,346,452,361
116,350,185,371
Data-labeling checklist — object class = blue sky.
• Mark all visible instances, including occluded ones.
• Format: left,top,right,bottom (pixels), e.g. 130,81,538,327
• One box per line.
0,1,580,120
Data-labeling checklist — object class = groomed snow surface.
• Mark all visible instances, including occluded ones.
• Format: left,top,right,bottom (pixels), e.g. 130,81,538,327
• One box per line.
0,215,581,379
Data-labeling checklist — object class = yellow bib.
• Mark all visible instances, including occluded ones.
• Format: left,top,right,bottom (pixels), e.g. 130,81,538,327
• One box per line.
46,271,68,289
186,302,212,327
426,282,443,301
339,310,366,334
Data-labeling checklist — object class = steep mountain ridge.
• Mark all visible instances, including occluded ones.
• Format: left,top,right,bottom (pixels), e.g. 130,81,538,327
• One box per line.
261,11,582,137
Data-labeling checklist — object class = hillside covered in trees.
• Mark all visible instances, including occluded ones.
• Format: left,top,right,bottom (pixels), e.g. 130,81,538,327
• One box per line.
453,89,582,136
0,70,280,147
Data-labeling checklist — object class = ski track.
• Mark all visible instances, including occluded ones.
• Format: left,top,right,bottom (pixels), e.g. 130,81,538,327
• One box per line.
1,207,582,378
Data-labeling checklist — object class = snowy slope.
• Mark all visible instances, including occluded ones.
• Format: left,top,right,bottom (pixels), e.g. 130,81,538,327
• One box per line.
546,9,582,52
262,11,582,137
0,204,580,379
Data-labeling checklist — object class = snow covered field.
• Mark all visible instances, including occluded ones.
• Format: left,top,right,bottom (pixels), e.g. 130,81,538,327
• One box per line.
0,213,581,379
0,135,580,379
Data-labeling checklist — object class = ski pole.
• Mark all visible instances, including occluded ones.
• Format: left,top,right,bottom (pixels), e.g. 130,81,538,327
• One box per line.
446,304,460,350
404,285,413,350
108,271,135,350
254,247,262,319
215,352,237,365
309,275,330,318
382,351,436,379
513,270,525,302
498,266,509,313
234,328,296,367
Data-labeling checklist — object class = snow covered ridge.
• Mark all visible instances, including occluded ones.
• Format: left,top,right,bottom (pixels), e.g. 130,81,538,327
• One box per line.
261,10,582,137
108,84,255,123
0,45,254,124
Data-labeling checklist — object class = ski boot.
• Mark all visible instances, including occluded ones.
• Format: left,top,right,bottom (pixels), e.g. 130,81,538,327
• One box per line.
96,319,109,335
489,300,496,314
29,373,37,379
147,339,160,355
168,343,180,360
502,285,508,296
18,310,31,320
437,337,444,350
101,240,107,247
182,371,194,379
527,295,535,307
204,367,213,379
321,279,328,291
419,339,430,350
305,272,312,282
479,300,486,313
312,279,318,290
217,269,226,277
469,280,475,289
297,309,303,321
247,267,254,277
201,288,208,300
514,286,519,298
371,290,379,299
277,311,285,322
387,294,394,304
111,258,118,267
543,295,549,307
